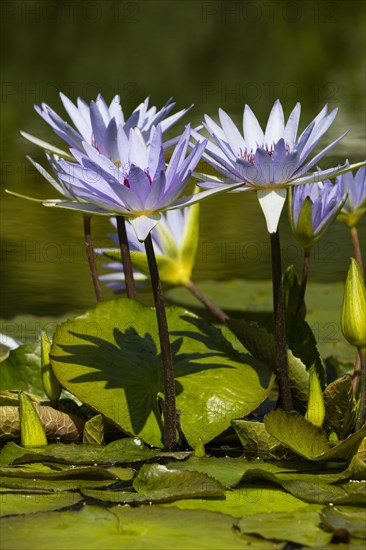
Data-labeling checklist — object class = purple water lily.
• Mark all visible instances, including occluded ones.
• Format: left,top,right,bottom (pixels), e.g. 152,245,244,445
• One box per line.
337,163,366,276
21,93,192,163
195,100,349,233
290,178,347,251
46,124,241,241
337,163,366,228
290,178,347,313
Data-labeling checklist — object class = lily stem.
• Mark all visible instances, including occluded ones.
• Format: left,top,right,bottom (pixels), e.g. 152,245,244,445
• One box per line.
355,347,366,431
184,279,229,324
296,249,310,314
270,230,294,412
350,226,364,278
83,215,104,302
145,233,177,451
116,216,136,299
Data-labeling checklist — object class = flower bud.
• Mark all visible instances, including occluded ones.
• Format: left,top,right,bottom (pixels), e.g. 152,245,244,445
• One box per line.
19,392,47,447
306,366,325,427
341,258,366,349
41,331,62,407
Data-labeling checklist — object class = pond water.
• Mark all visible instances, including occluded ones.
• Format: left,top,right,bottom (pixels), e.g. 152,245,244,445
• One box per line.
1,0,365,317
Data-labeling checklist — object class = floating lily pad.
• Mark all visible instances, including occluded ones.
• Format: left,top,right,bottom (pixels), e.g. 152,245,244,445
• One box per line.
236,510,332,547
0,504,281,549
82,464,224,504
0,491,83,517
162,486,321,517
321,505,366,539
167,280,352,362
0,438,159,466
231,419,286,458
0,476,117,492
280,479,366,505
264,409,366,461
50,298,273,448
0,464,119,481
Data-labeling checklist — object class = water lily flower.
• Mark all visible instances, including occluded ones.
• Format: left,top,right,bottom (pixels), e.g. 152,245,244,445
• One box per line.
337,163,366,228
336,163,366,276
289,178,347,252
98,205,199,288
290,177,347,313
195,100,352,233
21,93,192,162
44,124,242,241
97,204,229,322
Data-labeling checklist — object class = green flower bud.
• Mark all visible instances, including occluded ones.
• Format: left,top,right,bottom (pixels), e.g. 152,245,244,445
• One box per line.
19,392,47,447
41,331,62,407
306,366,325,427
341,258,366,349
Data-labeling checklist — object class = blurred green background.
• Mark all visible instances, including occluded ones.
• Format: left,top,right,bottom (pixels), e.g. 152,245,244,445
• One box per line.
1,0,365,318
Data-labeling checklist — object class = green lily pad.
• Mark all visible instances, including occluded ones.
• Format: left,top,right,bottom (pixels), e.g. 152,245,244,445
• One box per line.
231,419,286,458
279,479,365,505
264,409,329,459
285,313,326,389
167,280,353,362
0,476,117,492
162,486,322,517
0,504,281,549
0,343,45,396
323,375,356,438
228,318,310,412
83,464,224,504
83,414,105,445
0,464,118,481
321,505,366,539
50,298,273,448
236,510,332,547
163,456,333,488
0,438,159,466
264,409,366,461
0,491,83,517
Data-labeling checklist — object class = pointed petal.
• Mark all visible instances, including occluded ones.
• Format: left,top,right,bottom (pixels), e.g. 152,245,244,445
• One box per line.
218,109,245,154
128,128,148,166
145,171,166,211
284,102,301,148
129,214,161,242
298,108,338,163
159,105,193,133
148,125,165,178
127,165,152,207
59,93,92,142
90,101,108,154
169,180,246,209
295,129,349,177
95,95,111,125
26,155,71,198
243,105,265,151
264,100,285,144
257,188,287,233
42,200,114,215
20,131,73,158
